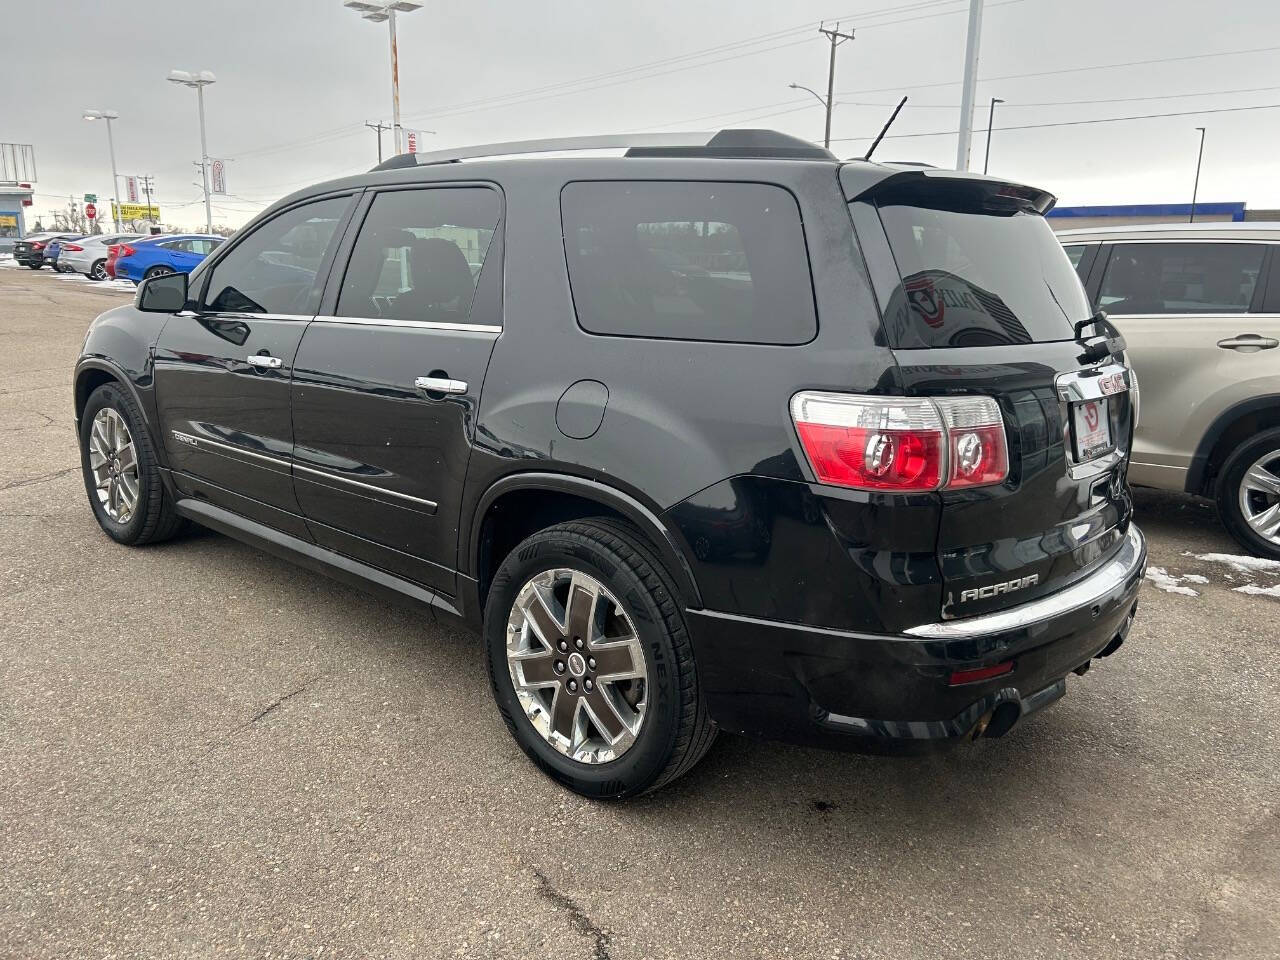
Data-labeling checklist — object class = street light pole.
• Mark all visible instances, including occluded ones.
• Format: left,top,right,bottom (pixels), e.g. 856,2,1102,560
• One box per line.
167,70,217,233
955,0,986,171
1190,127,1207,223
983,97,1003,175
344,1,424,156
83,110,122,232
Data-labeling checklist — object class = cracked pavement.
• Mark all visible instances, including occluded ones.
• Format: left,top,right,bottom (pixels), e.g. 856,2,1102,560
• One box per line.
1,267,1278,959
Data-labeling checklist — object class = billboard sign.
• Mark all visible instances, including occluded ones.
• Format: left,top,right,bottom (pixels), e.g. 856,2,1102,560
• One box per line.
112,202,161,222
125,176,139,203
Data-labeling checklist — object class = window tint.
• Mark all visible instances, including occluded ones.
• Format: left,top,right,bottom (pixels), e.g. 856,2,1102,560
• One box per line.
204,197,349,315
1099,242,1265,315
561,181,816,344
336,187,500,324
875,204,1090,348
1063,245,1086,268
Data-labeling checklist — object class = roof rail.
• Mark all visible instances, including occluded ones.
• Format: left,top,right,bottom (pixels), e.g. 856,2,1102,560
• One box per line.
370,128,835,171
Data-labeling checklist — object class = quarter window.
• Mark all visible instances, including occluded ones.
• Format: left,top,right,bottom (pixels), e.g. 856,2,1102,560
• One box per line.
561,180,817,344
1099,242,1265,315
335,187,501,324
203,196,350,315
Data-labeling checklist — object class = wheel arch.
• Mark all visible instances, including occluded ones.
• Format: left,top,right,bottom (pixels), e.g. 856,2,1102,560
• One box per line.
1186,395,1280,496
74,359,163,456
468,472,703,612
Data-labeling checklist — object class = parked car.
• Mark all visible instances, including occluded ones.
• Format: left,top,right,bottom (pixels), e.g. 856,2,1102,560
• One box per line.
112,234,225,284
73,129,1146,798
61,233,145,281
12,232,81,269
1060,222,1280,558
43,235,89,273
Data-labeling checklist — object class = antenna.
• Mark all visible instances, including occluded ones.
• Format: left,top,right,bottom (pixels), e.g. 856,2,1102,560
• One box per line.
863,96,908,161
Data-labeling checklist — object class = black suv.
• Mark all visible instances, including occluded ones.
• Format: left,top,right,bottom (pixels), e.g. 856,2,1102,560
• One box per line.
73,129,1147,798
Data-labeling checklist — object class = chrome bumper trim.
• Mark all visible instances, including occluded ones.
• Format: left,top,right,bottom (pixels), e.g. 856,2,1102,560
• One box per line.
905,525,1147,640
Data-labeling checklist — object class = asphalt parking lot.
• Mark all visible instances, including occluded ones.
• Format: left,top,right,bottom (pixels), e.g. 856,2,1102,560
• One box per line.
1,264,1278,960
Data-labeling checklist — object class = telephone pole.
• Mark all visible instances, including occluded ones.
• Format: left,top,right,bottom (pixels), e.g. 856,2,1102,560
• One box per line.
954,0,986,170
139,175,156,222
366,120,392,162
818,22,854,149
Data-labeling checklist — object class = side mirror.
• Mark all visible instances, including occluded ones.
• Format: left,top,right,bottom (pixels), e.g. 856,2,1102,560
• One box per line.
136,272,189,313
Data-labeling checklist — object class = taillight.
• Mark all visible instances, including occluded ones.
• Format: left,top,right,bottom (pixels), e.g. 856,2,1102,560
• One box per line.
118,244,136,258
32,241,45,250
790,392,1009,493
63,243,83,252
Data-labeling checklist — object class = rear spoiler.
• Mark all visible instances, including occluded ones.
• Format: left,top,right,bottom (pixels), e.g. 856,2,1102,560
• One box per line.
839,164,1056,216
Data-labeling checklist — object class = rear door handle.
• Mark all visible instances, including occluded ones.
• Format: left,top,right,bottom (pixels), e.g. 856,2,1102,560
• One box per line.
415,376,468,396
246,355,283,369
1217,334,1279,351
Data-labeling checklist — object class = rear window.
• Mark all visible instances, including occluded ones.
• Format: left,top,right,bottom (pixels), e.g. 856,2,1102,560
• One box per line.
561,180,816,344
875,201,1091,348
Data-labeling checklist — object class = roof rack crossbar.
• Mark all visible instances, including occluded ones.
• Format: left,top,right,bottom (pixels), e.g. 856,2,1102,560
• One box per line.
369,128,836,171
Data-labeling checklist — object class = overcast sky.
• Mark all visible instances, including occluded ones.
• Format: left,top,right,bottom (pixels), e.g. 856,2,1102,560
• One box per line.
5,0,1279,229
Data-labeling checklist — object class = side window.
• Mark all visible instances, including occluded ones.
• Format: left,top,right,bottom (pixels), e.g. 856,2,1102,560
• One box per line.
189,239,217,255
335,187,500,324
204,196,349,315
561,180,817,344
1099,242,1265,315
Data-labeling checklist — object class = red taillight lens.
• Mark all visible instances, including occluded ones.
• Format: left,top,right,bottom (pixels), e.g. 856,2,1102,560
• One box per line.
949,660,1014,686
791,393,1008,493
63,243,83,252
32,241,45,250
118,244,136,258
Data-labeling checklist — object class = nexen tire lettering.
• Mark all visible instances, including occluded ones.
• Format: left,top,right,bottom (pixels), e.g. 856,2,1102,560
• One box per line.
960,574,1039,603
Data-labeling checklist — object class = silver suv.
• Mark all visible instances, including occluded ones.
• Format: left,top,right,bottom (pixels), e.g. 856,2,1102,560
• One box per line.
1060,222,1280,558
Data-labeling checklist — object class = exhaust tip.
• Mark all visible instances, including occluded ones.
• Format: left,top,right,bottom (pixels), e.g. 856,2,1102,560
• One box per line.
983,701,1021,738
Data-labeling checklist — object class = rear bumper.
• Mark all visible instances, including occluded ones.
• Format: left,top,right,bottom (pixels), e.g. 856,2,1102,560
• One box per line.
686,524,1147,751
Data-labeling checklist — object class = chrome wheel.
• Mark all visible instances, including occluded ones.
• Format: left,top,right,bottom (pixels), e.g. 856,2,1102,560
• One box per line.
90,260,107,280
1240,451,1280,544
506,568,647,764
88,407,140,523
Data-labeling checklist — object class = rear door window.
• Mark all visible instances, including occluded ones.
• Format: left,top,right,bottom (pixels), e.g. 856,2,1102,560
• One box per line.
1098,242,1265,315
561,180,816,344
874,201,1091,348
334,186,501,324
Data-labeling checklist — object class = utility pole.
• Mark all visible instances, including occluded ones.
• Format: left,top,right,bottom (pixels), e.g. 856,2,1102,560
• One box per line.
954,0,986,171
818,22,854,149
366,120,392,162
140,175,156,221
1190,127,1207,223
983,97,1004,174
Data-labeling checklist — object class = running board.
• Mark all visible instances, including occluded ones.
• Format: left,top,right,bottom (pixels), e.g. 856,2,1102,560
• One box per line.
175,498,453,619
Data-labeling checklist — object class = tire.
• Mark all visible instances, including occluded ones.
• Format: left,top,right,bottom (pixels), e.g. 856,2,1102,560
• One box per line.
144,265,175,280
89,260,107,281
484,518,716,798
79,382,187,546
1215,427,1280,560
27,262,42,270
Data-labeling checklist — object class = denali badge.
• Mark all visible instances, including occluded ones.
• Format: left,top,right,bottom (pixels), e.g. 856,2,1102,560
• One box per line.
960,574,1039,603
172,430,200,447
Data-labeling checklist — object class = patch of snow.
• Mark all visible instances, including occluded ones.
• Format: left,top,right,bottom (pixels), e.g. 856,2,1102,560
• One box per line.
1181,574,1209,584
1145,566,1199,597
1194,553,1280,577
1234,583,1280,598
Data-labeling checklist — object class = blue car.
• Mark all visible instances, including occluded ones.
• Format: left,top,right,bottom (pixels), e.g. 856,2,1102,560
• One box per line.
44,235,89,273
113,234,225,284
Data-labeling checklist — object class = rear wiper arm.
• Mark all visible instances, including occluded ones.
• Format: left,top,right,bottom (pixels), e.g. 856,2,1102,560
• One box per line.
1074,310,1127,364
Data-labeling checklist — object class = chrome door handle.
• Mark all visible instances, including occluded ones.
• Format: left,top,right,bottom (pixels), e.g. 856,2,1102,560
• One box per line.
415,376,468,395
1217,334,1279,351
246,355,283,369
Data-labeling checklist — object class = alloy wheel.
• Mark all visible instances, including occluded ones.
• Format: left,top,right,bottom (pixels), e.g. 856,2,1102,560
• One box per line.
88,407,140,523
1239,450,1280,544
90,261,107,280
505,568,647,764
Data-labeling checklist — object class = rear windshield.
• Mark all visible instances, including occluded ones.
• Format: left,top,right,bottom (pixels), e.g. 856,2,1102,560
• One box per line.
875,202,1091,348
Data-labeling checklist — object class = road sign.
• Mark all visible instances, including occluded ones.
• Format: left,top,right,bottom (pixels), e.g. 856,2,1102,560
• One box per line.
85,203,97,220
83,193,97,203
210,159,227,195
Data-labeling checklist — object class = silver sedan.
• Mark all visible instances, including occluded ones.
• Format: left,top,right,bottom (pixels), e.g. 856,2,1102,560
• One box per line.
60,234,146,281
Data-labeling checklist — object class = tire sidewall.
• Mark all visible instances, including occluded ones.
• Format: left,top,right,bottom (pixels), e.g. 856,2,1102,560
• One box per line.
1216,428,1280,559
80,384,151,544
484,527,682,798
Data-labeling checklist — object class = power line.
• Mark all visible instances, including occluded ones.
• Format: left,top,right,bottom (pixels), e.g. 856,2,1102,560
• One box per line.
829,101,1280,143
